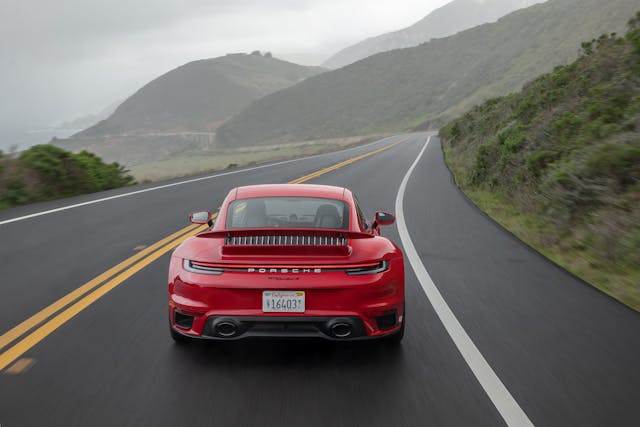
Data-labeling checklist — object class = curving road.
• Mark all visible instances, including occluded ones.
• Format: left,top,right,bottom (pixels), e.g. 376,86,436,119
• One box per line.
1,134,639,426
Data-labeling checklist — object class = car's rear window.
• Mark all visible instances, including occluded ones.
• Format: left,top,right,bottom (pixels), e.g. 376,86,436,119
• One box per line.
226,197,349,229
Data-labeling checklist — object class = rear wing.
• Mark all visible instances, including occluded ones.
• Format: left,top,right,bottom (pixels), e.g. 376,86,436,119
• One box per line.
197,228,374,241
197,228,373,258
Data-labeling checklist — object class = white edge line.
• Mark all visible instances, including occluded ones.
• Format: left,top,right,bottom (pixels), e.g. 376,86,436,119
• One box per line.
0,135,402,226
395,135,535,427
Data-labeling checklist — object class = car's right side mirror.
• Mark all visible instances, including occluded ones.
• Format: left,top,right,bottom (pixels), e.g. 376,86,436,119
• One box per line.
373,211,395,227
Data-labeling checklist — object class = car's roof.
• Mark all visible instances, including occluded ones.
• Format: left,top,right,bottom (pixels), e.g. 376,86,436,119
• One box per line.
234,184,347,200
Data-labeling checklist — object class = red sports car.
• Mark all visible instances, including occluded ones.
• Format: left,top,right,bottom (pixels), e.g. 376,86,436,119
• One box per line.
168,184,405,343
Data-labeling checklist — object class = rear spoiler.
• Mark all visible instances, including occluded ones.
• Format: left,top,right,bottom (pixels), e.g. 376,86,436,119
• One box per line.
196,228,374,240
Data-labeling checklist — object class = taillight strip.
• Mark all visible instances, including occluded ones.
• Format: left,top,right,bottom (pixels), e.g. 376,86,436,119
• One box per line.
184,260,389,275
190,262,380,270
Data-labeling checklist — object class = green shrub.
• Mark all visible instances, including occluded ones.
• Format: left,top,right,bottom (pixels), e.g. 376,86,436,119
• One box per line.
581,41,594,55
3,177,29,205
585,96,627,123
0,144,134,209
584,143,640,188
472,143,495,184
547,160,576,190
628,29,640,53
72,151,133,192
627,12,640,53
449,122,461,141
620,225,640,265
551,65,571,86
19,145,74,197
19,145,69,179
515,96,538,120
526,150,558,177
498,123,528,154
552,112,583,143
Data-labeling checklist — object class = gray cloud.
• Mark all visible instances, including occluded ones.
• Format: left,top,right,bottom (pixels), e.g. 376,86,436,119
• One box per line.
0,0,448,143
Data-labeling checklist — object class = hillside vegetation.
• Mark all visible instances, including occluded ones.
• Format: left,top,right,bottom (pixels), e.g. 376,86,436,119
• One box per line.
53,53,324,165
0,145,133,209
440,13,640,310
79,53,323,135
323,0,543,69
217,0,638,149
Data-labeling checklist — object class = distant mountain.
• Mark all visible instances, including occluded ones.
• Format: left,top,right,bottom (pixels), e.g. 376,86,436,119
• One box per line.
216,0,639,148
54,53,324,164
322,0,546,69
56,100,121,132
275,52,334,67
77,53,323,136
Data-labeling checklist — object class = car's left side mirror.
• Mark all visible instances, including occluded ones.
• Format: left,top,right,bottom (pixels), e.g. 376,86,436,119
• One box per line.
189,210,212,225
373,211,395,227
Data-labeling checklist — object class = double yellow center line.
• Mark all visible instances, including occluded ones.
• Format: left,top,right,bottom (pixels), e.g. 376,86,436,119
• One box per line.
0,137,406,371
289,141,405,184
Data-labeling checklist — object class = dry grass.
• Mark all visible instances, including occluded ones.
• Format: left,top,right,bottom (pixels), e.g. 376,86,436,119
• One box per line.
462,187,640,311
128,135,387,182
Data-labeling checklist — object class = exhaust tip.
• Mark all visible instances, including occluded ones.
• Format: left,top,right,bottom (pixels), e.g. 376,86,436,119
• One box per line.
215,321,239,337
330,322,352,338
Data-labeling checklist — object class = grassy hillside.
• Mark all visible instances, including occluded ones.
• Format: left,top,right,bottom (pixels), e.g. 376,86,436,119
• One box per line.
0,145,133,209
53,53,323,165
322,0,543,69
79,53,323,135
217,0,638,149
440,13,640,310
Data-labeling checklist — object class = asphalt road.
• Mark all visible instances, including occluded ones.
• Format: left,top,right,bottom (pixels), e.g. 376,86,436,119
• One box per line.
1,134,639,426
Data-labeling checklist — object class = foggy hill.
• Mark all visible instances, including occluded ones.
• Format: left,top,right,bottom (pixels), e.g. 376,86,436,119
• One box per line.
56,100,121,132
77,53,324,136
216,0,638,148
322,0,545,69
53,53,324,165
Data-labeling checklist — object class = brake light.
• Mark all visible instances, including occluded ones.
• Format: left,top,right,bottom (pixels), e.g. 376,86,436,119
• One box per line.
345,260,389,275
183,259,223,275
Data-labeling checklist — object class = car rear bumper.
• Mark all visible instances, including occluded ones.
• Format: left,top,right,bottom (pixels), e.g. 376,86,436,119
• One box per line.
170,314,403,341
169,305,404,341
168,256,404,340
179,315,375,340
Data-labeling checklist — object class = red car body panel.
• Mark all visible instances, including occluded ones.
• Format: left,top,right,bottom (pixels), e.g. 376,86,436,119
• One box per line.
168,184,405,341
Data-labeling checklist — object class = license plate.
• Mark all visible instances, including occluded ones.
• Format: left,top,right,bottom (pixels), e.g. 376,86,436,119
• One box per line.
262,291,305,313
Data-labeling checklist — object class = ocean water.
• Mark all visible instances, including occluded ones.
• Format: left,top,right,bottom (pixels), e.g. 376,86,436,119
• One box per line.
0,127,78,153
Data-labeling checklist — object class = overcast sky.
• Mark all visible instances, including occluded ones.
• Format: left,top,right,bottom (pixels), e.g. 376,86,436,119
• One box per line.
0,0,452,140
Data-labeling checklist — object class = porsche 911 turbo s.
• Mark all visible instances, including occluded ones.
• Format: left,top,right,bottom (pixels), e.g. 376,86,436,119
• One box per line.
168,184,405,343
